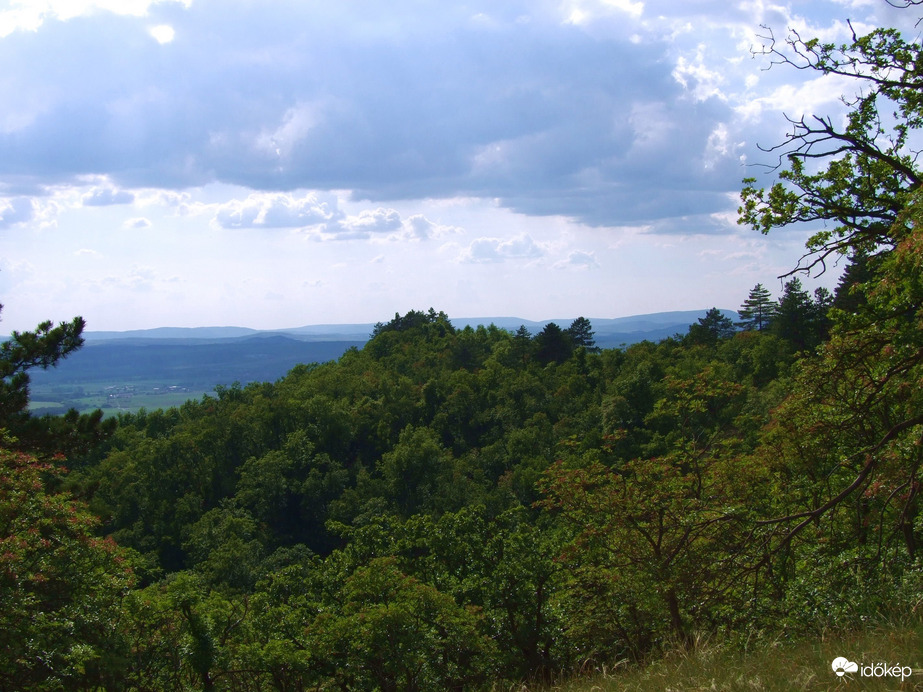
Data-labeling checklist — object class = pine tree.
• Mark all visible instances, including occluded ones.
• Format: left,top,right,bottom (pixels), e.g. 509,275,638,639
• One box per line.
737,284,775,332
567,317,599,352
535,322,574,364
686,308,737,346
771,278,819,351
0,302,114,456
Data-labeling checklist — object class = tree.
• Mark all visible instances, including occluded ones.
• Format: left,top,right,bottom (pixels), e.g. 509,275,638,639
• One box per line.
0,308,83,422
540,369,756,654
534,322,573,365
738,18,923,274
567,316,599,352
306,557,497,691
377,425,452,517
737,284,775,331
771,278,815,350
736,6,923,617
370,307,454,338
512,325,534,364
749,198,923,600
0,304,113,456
832,251,881,314
685,307,736,346
0,443,136,689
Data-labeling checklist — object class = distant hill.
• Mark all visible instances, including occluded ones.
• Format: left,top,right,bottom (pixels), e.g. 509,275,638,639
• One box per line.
75,309,737,350
450,310,738,349
20,309,737,415
83,324,378,343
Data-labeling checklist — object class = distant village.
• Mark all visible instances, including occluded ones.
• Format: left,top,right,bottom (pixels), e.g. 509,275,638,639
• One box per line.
103,384,190,407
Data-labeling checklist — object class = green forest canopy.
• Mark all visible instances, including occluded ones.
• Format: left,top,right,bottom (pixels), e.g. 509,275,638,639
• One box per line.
3,4,923,689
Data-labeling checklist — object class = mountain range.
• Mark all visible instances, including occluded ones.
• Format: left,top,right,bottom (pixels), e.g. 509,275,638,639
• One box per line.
78,310,733,348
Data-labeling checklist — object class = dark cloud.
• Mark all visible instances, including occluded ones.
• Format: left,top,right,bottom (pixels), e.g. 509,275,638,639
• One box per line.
0,0,817,229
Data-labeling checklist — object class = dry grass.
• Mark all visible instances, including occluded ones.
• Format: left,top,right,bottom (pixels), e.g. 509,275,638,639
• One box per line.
537,621,923,692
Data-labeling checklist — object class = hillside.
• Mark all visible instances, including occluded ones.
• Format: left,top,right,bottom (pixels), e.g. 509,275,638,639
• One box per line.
4,289,922,688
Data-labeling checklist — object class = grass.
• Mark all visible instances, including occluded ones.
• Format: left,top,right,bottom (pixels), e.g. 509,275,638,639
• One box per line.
28,381,216,417
543,620,923,691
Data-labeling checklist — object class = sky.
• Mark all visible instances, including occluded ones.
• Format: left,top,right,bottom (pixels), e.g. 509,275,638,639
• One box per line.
0,0,916,332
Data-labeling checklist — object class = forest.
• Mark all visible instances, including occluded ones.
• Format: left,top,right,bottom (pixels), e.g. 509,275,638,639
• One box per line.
2,8,923,692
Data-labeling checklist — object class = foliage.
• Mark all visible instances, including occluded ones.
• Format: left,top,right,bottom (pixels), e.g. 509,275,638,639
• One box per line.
567,316,599,352
308,557,498,690
737,283,776,332
738,20,923,274
685,307,737,346
0,306,114,457
541,368,763,657
0,442,135,690
733,0,923,638
770,278,831,351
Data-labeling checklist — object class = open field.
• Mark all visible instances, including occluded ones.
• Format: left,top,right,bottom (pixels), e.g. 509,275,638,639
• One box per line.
28,380,216,417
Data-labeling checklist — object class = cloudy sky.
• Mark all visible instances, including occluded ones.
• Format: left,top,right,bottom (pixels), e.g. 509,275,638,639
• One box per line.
0,0,914,331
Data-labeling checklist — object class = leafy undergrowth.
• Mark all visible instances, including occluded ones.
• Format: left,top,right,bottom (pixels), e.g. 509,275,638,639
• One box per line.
544,620,923,692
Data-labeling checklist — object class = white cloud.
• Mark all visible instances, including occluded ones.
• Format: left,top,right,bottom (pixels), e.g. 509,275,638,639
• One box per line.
553,249,599,269
149,24,174,44
214,192,338,229
0,197,36,228
403,214,461,240
0,0,187,37
703,122,739,170
322,208,403,239
673,44,726,102
562,0,644,25
735,73,856,123
460,233,544,263
97,264,158,291
124,217,152,229
82,187,135,206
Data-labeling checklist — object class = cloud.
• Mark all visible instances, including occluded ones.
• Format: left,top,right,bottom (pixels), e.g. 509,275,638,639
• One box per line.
673,44,727,102
214,192,338,229
0,1,732,228
309,207,457,241
0,0,181,37
343,208,402,234
82,187,135,206
403,214,461,240
0,197,35,228
124,217,152,229
0,0,880,233
554,249,599,269
149,24,174,44
460,233,543,263
95,263,167,292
